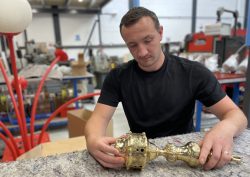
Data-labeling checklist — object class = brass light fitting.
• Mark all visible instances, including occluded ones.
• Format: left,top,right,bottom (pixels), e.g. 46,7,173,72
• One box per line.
114,132,241,170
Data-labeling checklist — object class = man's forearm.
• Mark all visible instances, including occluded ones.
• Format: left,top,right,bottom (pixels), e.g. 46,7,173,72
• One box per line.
85,115,108,140
85,103,115,140
219,108,248,137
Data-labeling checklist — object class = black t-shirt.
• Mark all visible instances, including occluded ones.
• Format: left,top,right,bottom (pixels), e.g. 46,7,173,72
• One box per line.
98,54,226,138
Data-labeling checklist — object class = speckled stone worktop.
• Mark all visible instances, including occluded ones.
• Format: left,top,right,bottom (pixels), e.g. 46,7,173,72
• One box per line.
0,130,250,177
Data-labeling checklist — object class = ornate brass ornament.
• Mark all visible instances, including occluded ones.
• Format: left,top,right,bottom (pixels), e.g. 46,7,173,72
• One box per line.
114,132,241,170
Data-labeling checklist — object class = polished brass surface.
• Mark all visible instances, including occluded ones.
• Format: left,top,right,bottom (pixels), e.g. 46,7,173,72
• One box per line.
114,132,241,170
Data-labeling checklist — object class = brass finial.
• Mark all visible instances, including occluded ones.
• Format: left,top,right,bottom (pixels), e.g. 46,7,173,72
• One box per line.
114,132,241,170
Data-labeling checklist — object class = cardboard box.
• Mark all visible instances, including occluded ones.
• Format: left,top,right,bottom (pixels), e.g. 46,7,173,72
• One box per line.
71,62,87,76
17,136,86,160
70,53,87,76
67,109,113,138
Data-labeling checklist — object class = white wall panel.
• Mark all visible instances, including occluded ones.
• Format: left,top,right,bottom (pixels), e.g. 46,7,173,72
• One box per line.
160,18,191,42
101,0,128,44
26,13,54,43
60,14,98,46
141,0,192,17
140,0,192,42
197,0,245,17
101,0,193,48
59,0,129,59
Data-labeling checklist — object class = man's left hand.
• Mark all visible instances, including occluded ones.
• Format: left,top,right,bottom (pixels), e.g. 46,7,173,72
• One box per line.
199,122,234,170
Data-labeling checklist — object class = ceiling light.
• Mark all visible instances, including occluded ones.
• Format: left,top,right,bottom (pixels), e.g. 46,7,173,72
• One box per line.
78,0,84,2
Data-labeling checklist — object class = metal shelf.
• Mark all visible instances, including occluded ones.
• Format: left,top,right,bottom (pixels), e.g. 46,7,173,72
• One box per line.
0,117,68,134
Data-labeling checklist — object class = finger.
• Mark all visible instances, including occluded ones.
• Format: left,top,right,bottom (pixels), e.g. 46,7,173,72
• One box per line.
98,137,120,155
203,144,222,170
99,142,120,155
116,153,126,158
98,159,125,169
104,137,118,145
117,134,128,139
199,140,212,165
215,147,232,168
95,150,125,164
104,137,126,157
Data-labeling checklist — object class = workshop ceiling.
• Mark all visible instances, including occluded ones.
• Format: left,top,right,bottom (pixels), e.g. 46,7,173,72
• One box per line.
28,0,111,9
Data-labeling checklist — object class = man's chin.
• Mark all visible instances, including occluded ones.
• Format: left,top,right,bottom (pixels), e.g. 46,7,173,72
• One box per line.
138,63,154,70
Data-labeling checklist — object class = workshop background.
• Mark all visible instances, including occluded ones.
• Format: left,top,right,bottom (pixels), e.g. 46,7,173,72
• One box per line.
0,0,250,162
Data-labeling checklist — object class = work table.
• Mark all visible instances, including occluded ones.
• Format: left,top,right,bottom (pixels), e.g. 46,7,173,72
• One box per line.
0,130,250,177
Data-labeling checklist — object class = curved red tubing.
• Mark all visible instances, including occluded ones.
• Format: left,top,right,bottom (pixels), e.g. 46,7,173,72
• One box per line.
30,57,60,147
7,35,30,151
1,39,98,159
0,60,24,155
38,92,100,144
0,133,17,160
0,121,20,156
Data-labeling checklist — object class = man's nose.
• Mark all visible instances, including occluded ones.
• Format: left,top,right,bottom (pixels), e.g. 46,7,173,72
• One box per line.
137,44,148,58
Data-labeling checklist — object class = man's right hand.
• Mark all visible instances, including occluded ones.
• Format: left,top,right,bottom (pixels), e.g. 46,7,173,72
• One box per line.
86,136,125,169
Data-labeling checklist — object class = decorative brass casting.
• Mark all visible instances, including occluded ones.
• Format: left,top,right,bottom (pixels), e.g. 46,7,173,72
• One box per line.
114,132,241,170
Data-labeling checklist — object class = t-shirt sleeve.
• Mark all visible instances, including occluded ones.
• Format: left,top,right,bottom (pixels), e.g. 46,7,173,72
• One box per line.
191,62,226,107
97,69,121,107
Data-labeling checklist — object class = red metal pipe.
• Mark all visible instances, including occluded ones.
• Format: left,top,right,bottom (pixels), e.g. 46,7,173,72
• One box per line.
6,35,30,151
0,133,17,160
30,57,60,147
0,59,25,155
0,121,20,156
37,92,100,144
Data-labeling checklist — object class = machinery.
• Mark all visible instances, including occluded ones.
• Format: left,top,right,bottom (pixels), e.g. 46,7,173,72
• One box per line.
185,7,247,67
24,40,55,65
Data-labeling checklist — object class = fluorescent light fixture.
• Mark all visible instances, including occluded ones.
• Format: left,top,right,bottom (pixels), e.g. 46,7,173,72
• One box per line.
78,0,84,2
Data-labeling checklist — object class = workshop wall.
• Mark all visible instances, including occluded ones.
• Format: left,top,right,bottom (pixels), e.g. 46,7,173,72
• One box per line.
141,0,192,42
13,0,247,60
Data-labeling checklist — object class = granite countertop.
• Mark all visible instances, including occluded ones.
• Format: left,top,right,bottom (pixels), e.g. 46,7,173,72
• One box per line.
0,130,250,177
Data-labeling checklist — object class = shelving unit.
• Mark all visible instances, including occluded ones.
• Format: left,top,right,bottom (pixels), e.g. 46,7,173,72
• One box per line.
62,72,94,108
0,117,67,135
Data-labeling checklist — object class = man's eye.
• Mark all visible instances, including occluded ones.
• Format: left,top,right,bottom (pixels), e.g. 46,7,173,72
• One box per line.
129,44,136,48
145,39,152,43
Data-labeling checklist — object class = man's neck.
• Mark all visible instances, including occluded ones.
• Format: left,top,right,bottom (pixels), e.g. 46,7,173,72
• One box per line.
139,51,165,72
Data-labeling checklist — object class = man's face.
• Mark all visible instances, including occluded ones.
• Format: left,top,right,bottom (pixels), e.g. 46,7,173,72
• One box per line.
121,16,163,71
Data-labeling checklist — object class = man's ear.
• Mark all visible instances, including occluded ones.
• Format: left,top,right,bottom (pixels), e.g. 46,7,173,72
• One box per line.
159,25,163,41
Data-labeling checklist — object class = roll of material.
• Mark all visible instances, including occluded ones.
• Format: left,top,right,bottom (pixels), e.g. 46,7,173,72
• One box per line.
237,57,248,74
222,54,239,73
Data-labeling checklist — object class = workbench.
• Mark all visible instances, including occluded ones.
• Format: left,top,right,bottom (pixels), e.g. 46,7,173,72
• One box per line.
0,129,250,177
195,72,246,131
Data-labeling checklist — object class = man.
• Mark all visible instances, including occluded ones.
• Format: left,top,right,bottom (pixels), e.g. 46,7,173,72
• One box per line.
85,7,247,170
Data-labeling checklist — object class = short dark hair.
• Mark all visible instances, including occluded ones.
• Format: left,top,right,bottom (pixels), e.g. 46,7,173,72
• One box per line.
119,7,160,33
